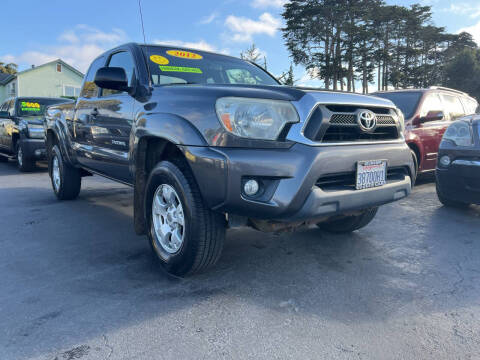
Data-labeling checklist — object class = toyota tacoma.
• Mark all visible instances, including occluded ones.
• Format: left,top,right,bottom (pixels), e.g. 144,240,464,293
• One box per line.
44,43,414,276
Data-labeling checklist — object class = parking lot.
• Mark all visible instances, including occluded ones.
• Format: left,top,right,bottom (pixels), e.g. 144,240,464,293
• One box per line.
0,161,479,360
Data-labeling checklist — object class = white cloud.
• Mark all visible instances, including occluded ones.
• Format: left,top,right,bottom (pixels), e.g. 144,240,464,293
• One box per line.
152,39,230,55
154,39,215,52
458,20,480,45
441,3,480,19
0,25,127,73
198,12,219,25
251,0,287,9
295,69,325,88
225,12,281,43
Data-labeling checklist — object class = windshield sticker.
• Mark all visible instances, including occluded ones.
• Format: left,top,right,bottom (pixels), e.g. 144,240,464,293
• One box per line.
150,55,169,65
159,65,203,74
21,101,41,112
166,50,203,60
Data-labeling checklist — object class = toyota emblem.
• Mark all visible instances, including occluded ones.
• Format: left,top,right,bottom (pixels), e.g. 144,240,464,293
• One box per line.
357,110,377,132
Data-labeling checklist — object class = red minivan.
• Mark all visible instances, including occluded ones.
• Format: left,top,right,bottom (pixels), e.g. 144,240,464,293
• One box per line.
374,87,478,176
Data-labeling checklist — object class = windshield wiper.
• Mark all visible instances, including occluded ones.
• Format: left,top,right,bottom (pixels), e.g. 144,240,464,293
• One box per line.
161,82,198,86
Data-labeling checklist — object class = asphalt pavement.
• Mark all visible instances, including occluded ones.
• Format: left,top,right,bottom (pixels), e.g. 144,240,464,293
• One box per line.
1,160,479,360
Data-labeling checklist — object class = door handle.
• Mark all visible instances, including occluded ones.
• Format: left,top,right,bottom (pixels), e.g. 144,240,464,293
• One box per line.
90,108,99,118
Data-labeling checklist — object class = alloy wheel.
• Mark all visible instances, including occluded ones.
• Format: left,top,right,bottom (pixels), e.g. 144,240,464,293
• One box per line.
152,184,185,254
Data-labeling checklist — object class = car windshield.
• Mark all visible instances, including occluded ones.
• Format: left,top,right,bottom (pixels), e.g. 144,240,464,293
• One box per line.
16,98,69,117
142,45,279,86
374,92,422,119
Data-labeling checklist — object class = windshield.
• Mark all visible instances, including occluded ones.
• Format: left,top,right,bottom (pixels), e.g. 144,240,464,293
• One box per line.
374,92,422,119
142,46,279,86
16,98,69,117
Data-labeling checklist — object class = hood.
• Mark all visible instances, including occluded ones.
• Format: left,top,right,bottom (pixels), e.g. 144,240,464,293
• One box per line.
152,84,396,108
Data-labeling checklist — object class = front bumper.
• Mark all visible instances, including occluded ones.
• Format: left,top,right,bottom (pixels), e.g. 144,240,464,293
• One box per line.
184,142,413,222
20,138,46,159
436,160,480,205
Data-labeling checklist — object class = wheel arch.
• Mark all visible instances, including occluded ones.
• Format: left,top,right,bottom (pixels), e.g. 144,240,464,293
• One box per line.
133,136,195,235
407,141,421,170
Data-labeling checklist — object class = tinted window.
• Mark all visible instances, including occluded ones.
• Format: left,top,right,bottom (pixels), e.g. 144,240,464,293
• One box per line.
420,93,444,117
441,94,465,120
373,92,422,119
16,98,70,117
461,97,478,115
143,46,278,86
102,51,135,96
80,56,105,98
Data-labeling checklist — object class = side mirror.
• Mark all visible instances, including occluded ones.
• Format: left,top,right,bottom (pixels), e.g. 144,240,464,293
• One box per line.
421,110,444,123
0,111,12,119
94,67,129,92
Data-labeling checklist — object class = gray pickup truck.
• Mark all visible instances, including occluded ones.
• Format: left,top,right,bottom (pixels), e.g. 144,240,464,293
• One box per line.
45,43,413,276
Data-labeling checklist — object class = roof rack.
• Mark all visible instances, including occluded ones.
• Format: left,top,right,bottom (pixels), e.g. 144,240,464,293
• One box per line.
429,86,468,96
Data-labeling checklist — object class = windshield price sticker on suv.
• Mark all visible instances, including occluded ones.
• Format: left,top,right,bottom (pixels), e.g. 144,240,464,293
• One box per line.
356,160,387,190
21,101,41,112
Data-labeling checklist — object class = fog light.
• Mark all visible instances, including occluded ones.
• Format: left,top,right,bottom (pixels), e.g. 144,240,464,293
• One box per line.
440,155,451,167
244,179,259,196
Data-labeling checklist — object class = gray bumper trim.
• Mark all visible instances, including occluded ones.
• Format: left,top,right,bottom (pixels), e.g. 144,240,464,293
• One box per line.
282,177,411,222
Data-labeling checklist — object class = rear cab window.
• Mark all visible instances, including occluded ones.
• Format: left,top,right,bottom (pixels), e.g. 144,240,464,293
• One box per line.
142,46,278,86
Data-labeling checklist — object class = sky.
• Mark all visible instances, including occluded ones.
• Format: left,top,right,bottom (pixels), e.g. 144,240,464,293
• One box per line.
1,0,480,88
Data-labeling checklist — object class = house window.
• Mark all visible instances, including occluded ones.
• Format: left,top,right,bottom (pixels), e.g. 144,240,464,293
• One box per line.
64,85,80,97
56,63,62,73
8,82,16,96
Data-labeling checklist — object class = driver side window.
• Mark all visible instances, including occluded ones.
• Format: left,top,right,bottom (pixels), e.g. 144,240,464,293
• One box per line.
420,93,443,118
102,51,135,97
441,94,465,121
80,56,105,99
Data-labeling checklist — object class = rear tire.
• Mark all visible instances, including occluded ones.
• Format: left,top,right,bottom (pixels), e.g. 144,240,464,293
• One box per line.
145,160,226,276
436,183,470,208
49,145,81,200
317,207,378,233
16,142,35,172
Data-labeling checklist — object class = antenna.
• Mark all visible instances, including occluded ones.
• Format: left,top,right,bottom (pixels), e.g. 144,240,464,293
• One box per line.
138,0,147,45
138,0,152,89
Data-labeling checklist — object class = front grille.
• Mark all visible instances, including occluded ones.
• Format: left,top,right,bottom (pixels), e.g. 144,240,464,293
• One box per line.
376,115,396,125
316,167,408,191
330,114,356,125
321,125,398,142
326,105,391,114
329,114,396,126
303,104,400,143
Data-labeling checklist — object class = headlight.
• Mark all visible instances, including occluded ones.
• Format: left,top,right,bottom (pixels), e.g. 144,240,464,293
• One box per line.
442,121,473,147
215,97,299,140
27,124,45,139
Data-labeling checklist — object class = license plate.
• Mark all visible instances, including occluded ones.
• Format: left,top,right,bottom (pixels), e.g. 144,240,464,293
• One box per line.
356,160,387,190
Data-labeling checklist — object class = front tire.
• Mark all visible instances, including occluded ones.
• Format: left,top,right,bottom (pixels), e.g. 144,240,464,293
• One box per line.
145,160,226,276
16,142,35,172
49,145,81,200
436,183,470,208
317,207,378,233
